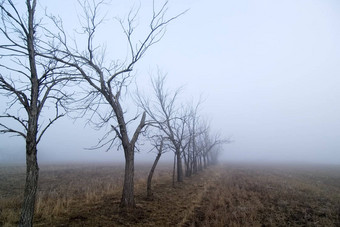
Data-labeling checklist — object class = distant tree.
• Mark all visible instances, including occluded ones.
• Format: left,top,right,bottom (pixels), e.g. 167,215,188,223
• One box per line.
146,134,168,199
198,126,230,167
0,0,73,225
138,73,187,183
172,109,188,183
183,111,230,173
182,100,204,176
47,0,184,208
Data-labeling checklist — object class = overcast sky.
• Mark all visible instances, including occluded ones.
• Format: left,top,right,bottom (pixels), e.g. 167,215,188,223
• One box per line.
1,0,340,164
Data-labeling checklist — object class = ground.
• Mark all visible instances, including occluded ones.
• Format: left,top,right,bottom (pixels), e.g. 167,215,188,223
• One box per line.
0,162,339,226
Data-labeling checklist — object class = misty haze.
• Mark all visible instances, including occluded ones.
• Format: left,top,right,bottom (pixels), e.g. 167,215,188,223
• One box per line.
0,0,339,226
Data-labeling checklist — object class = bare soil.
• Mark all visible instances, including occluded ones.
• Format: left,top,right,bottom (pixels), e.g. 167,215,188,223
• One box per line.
1,162,339,226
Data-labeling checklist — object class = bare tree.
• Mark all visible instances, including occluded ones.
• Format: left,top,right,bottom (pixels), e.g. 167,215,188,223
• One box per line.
183,112,230,174
198,125,230,167
182,100,205,176
146,134,168,199
0,0,74,225
47,0,183,208
138,73,187,183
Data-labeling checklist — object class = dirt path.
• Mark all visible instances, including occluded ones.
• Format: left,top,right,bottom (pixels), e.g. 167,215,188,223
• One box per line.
178,168,222,226
35,166,222,226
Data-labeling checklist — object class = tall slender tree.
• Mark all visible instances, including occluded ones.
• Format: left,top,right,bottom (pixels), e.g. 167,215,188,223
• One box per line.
0,0,73,225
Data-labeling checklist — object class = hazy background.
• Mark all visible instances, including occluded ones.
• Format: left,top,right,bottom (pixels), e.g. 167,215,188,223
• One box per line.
1,0,340,165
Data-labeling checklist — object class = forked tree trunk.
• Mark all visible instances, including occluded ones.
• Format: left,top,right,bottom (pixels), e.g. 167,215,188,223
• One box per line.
118,112,145,209
147,149,162,199
120,147,135,208
19,139,39,226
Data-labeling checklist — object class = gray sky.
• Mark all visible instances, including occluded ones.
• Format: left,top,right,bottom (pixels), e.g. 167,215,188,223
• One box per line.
1,0,340,164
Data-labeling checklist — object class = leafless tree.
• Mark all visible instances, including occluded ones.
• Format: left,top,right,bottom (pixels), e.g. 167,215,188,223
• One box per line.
146,133,168,199
138,73,188,183
198,125,230,167
172,108,189,183
183,111,230,174
0,0,74,225
182,100,204,176
46,0,184,208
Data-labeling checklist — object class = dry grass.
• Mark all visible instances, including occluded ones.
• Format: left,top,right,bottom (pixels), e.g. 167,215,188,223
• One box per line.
186,163,340,226
1,162,340,226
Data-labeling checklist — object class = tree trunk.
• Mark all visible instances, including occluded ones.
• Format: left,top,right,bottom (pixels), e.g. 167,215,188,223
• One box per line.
183,150,189,177
120,147,135,208
193,155,197,174
185,142,192,177
172,153,176,187
203,155,207,169
20,16,40,223
117,111,144,209
147,151,162,199
185,159,190,177
198,156,202,171
19,140,39,227
189,157,193,176
176,148,183,182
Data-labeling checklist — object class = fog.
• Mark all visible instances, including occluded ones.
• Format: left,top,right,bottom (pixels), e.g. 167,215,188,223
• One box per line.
1,0,340,165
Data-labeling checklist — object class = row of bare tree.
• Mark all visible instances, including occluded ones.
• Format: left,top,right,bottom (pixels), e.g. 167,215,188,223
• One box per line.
138,75,228,198
0,1,227,226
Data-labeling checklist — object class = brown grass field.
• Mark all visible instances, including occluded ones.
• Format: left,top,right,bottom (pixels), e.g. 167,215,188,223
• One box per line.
0,162,339,226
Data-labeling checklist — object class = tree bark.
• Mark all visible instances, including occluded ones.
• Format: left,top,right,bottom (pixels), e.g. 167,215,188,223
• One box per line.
119,112,145,208
19,138,39,226
120,146,135,208
147,150,162,199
